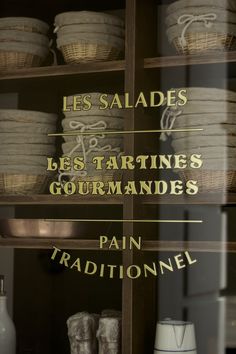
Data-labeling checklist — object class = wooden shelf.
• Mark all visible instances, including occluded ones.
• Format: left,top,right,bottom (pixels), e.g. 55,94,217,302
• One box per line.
144,51,236,69
0,237,235,253
0,51,235,83
0,193,236,206
142,193,236,205
142,241,236,253
0,60,125,81
0,237,105,250
0,195,124,206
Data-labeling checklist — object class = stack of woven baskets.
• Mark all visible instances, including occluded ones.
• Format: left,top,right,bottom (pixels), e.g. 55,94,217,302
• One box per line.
60,93,124,184
0,109,57,194
0,17,50,71
161,87,236,192
54,11,125,64
166,0,236,54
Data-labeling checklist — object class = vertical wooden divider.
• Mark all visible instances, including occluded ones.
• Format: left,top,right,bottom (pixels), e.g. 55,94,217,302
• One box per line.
122,1,158,353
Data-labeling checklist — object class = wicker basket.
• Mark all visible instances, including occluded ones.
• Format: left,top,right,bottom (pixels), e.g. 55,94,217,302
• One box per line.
0,30,49,47
0,174,51,195
0,51,42,70
55,11,124,28
180,170,236,192
0,109,57,124
0,17,49,34
173,32,236,55
0,42,49,70
60,43,122,63
167,0,236,15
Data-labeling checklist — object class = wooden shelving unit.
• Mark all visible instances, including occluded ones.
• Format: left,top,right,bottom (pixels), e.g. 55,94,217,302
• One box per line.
1,193,236,205
1,238,236,253
0,60,125,81
0,195,124,205
0,51,235,83
0,0,235,353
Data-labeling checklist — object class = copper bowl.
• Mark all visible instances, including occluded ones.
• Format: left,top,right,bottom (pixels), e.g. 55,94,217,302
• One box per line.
0,219,112,239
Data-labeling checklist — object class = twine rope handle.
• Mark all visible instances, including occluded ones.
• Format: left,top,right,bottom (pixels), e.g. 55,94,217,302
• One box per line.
58,120,121,184
160,102,182,142
177,13,217,47
49,39,58,66
54,25,59,34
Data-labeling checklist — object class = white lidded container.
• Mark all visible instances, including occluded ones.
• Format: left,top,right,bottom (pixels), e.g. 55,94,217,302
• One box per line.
154,319,197,354
0,275,16,354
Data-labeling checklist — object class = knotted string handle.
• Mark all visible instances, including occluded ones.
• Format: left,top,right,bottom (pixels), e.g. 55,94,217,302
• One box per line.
177,13,217,47
58,120,121,184
160,102,183,142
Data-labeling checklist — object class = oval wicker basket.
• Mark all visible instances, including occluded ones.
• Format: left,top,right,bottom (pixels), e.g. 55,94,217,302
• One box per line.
172,135,236,151
173,32,236,55
176,87,236,102
175,146,236,159
0,30,49,47
0,42,49,70
0,144,55,156
179,170,236,192
61,42,122,63
0,109,57,123
62,116,124,135
167,0,236,15
57,23,125,38
0,155,48,167
169,101,236,115
172,113,236,127
0,17,49,34
167,21,236,55
0,174,51,195
0,133,55,144
63,107,124,118
62,136,123,154
57,32,124,63
166,8,236,27
172,123,236,139
55,11,124,28
0,121,55,134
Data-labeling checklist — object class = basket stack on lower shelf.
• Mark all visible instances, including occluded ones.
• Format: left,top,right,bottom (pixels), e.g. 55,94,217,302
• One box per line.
61,92,124,185
166,0,236,54
0,109,57,194
54,11,125,63
162,87,236,192
0,17,50,70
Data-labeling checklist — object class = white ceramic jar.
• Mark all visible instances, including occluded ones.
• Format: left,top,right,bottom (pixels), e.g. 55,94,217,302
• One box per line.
154,319,197,354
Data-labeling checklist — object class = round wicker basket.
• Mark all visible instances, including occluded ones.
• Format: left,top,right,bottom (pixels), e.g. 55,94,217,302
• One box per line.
60,42,122,64
166,15,236,54
0,121,55,134
177,87,236,102
167,0,236,15
0,17,49,34
62,116,124,132
55,11,124,28
180,170,236,192
62,136,123,154
57,32,124,63
0,42,49,70
0,109,57,124
173,32,236,55
0,51,42,70
0,133,55,144
57,23,125,38
0,174,51,195
0,30,49,47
